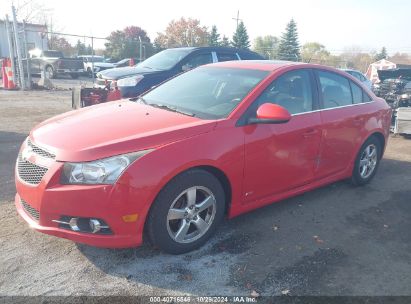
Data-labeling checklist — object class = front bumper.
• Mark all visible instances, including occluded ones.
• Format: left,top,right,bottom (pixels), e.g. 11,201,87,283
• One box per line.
15,148,146,248
15,193,138,248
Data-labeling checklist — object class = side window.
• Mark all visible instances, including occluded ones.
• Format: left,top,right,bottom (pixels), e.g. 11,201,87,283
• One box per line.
350,81,363,104
318,71,352,108
363,92,373,102
217,52,238,62
184,53,213,70
253,69,314,115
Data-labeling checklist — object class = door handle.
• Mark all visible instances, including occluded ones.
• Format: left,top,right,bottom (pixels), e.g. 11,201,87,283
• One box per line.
302,129,319,138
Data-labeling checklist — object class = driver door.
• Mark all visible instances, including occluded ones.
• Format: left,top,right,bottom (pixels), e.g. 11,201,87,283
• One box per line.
241,69,323,203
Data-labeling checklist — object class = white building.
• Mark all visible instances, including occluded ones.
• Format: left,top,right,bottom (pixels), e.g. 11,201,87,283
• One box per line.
0,20,48,58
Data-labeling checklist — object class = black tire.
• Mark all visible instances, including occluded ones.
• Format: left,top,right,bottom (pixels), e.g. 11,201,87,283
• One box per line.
45,65,55,79
146,169,226,254
70,73,79,79
351,136,381,186
87,68,93,78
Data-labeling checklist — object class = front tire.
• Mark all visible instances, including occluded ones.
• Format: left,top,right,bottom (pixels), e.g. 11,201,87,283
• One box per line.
146,169,226,254
45,66,55,79
351,136,381,186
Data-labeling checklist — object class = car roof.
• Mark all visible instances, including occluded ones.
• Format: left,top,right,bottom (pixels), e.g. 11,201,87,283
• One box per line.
205,60,304,71
341,68,361,73
167,46,259,53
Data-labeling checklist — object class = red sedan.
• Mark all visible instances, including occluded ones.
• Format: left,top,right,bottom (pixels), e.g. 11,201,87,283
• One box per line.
15,61,391,254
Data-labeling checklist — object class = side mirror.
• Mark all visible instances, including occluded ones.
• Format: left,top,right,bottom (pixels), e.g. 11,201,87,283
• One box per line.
248,103,291,124
182,64,192,72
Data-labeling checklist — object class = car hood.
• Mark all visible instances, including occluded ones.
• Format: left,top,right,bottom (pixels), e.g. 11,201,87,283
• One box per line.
30,100,216,162
98,66,160,80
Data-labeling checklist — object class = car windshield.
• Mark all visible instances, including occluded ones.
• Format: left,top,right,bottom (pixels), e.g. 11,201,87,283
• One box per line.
138,49,192,70
139,67,269,119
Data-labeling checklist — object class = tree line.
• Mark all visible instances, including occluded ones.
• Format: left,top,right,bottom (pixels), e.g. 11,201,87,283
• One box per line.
48,17,406,73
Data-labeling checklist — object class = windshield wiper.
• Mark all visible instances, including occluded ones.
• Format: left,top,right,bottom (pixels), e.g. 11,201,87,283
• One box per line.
149,103,195,117
129,96,147,104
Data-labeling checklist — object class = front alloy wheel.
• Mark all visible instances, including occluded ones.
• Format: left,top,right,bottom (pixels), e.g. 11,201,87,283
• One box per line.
147,169,225,254
167,186,216,244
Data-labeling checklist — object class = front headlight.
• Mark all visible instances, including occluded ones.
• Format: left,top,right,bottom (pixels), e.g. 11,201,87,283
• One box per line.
61,150,152,185
117,75,144,87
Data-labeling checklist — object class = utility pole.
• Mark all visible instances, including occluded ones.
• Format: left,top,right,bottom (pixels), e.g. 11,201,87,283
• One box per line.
232,10,242,31
139,36,142,63
22,21,32,88
91,36,95,83
12,5,26,90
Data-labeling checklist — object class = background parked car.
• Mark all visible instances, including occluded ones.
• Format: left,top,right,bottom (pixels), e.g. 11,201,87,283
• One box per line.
78,55,115,77
342,69,372,90
113,58,140,68
28,49,84,79
96,47,265,98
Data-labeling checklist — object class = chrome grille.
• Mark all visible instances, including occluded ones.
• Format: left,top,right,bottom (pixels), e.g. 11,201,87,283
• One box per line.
17,154,48,185
21,199,40,222
27,139,56,159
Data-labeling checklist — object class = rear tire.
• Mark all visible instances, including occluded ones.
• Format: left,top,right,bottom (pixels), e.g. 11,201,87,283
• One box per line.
351,136,381,186
146,169,225,254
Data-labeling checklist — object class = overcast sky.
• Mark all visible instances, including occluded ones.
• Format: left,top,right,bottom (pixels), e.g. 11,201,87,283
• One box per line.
1,0,410,54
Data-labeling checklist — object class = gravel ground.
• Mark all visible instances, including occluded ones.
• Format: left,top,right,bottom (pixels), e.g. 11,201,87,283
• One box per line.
1,89,411,297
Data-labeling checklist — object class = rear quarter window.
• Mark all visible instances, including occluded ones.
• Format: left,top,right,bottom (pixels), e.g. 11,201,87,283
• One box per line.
350,81,363,104
216,53,238,62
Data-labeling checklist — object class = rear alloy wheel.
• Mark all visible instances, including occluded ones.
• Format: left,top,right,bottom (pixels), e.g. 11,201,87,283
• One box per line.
147,169,225,254
351,137,381,186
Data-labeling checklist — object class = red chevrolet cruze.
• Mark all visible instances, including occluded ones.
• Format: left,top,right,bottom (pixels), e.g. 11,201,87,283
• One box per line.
15,61,391,254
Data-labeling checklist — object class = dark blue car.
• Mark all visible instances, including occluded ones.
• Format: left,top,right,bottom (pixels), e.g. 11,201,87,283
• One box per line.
95,47,265,98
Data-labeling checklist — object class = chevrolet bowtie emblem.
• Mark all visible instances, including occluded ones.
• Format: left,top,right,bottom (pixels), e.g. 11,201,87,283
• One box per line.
21,146,33,161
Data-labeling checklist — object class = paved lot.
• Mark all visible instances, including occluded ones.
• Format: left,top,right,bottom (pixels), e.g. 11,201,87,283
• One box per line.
1,90,411,296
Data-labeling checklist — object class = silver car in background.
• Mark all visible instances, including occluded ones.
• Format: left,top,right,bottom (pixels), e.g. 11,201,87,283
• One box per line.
342,69,372,90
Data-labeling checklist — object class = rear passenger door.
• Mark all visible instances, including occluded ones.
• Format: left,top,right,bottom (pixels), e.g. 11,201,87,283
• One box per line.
315,70,372,179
